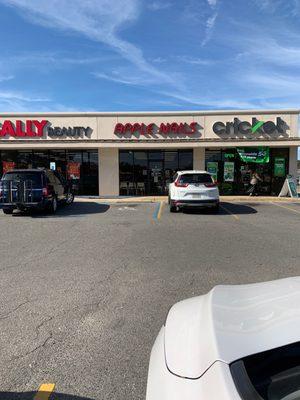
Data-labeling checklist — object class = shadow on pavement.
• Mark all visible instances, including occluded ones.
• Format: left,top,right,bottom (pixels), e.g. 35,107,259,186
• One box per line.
0,392,94,400
9,201,110,218
182,202,257,215
220,202,257,215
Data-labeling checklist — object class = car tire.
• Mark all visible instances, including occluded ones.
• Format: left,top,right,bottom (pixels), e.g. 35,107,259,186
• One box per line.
65,192,74,205
3,208,13,215
213,203,220,213
169,200,178,213
49,196,58,214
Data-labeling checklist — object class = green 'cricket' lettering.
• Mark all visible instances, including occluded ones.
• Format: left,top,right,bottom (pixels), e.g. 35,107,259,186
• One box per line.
251,120,264,133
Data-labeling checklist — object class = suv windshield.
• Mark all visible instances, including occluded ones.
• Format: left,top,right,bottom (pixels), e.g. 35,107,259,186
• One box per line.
2,171,43,188
179,173,213,184
231,341,300,400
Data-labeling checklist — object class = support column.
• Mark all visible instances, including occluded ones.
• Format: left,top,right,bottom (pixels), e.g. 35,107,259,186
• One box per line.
289,146,298,177
193,147,205,170
98,148,119,196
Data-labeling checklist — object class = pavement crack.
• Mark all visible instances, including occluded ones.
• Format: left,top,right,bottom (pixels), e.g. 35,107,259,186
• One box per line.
0,299,34,320
8,315,55,362
9,332,53,362
35,315,54,340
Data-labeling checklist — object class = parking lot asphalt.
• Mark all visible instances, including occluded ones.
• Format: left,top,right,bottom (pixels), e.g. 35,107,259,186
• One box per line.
1,199,300,399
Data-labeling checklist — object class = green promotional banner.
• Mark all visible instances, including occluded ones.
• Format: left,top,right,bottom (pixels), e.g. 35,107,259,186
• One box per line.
207,161,218,181
274,157,285,177
224,162,235,182
237,147,269,163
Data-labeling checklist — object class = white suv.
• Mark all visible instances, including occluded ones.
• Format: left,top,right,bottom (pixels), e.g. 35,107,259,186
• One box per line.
168,170,219,212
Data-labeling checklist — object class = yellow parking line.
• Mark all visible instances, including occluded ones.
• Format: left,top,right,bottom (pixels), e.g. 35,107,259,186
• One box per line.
220,204,239,220
157,201,165,220
271,202,300,215
34,383,55,400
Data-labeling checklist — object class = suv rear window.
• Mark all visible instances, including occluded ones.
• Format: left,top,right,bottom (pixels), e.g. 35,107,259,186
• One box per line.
179,173,213,184
231,341,300,400
2,171,43,187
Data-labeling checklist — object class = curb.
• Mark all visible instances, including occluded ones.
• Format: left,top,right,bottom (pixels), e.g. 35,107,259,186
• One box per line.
75,196,300,204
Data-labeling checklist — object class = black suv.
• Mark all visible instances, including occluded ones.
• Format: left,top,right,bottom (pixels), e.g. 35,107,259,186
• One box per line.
0,169,74,214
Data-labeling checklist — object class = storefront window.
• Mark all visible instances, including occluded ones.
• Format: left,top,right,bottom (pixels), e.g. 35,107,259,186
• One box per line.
83,150,98,196
17,151,33,169
0,151,17,175
134,152,147,195
148,150,163,161
119,151,134,195
205,148,289,196
0,149,98,196
165,151,178,188
179,150,193,170
33,151,49,169
119,150,193,196
49,150,66,175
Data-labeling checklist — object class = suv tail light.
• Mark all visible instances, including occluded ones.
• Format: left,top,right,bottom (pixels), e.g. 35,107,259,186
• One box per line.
43,186,49,196
204,182,217,188
175,180,189,188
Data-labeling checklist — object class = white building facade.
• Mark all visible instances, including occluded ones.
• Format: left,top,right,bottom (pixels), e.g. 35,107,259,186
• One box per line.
0,109,298,196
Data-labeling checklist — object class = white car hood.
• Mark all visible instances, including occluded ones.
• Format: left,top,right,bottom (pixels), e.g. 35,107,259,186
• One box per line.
164,277,300,379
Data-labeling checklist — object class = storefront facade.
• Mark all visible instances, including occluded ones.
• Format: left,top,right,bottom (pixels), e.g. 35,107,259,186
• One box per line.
0,110,299,196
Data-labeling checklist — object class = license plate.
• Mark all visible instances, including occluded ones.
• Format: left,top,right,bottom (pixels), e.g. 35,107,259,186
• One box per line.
191,194,202,199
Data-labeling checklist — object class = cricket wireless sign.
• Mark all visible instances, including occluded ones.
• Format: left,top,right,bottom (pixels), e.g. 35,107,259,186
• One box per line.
213,117,287,135
0,120,91,138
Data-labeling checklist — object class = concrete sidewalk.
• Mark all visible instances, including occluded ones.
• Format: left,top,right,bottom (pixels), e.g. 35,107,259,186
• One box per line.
76,195,300,204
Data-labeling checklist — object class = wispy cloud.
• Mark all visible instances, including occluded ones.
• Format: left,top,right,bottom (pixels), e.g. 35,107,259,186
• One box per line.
147,1,172,11
158,89,259,109
93,67,185,90
0,89,52,112
245,72,300,95
1,0,176,87
0,90,49,102
254,0,300,16
175,56,213,65
237,38,300,67
201,0,219,46
207,0,218,7
0,75,14,83
0,52,115,74
152,57,167,63
93,72,145,86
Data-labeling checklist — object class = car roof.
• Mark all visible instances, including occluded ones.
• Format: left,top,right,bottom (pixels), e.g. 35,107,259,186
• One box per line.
164,277,300,379
177,170,209,175
5,169,47,173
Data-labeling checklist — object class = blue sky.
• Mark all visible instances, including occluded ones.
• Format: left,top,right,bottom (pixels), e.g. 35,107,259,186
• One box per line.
0,0,299,112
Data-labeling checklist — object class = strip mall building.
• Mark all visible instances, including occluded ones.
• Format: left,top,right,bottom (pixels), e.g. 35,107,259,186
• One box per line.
0,110,299,196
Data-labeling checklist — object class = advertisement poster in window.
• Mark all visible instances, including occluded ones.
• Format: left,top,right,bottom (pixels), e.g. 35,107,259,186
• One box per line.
67,162,80,180
224,162,235,182
207,162,218,182
237,147,270,163
2,161,15,174
274,157,285,177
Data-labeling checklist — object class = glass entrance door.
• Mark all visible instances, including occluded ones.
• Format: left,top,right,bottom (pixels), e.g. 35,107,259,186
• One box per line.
148,160,164,195
119,150,193,196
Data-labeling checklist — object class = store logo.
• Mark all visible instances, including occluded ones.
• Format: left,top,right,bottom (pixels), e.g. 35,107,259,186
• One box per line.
114,122,199,135
0,120,48,137
47,126,91,137
0,119,92,138
213,117,288,135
